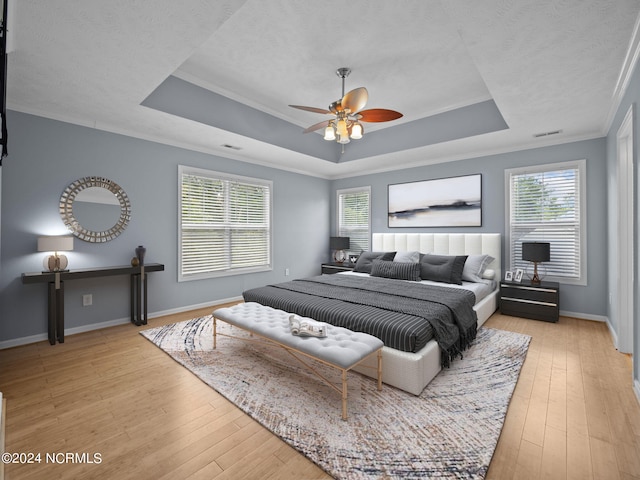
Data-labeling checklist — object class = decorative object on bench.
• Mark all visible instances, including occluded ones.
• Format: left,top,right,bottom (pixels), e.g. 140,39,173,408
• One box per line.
141,316,531,479
212,302,383,420
289,314,328,337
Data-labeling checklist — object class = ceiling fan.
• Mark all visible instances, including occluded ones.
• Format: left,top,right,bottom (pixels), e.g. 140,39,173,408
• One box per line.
289,67,403,145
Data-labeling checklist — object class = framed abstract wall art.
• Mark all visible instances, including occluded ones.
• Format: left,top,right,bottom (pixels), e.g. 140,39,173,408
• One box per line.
388,174,482,227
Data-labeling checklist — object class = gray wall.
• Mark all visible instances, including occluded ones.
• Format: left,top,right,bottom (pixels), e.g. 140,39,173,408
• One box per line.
330,138,608,318
0,111,330,344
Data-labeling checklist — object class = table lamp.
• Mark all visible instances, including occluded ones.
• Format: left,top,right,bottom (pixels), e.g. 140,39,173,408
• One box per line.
38,236,74,272
522,242,550,285
330,236,350,264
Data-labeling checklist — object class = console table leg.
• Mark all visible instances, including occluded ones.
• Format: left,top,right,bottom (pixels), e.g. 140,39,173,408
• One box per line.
56,281,65,343
47,280,65,344
142,273,148,325
136,273,142,326
47,282,56,345
130,274,135,324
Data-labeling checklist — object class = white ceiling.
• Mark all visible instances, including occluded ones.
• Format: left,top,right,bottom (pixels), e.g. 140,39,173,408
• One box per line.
7,0,640,179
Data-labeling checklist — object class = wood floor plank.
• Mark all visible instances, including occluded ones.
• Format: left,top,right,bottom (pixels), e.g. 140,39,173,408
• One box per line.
1,309,639,479
567,429,593,480
541,424,567,479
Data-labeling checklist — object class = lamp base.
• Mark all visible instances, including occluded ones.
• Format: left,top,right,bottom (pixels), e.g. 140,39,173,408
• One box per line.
333,249,347,264
526,262,546,285
43,254,68,272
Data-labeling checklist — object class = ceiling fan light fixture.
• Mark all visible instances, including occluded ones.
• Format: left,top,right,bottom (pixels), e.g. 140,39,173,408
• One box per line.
290,67,402,148
351,122,363,139
336,118,349,138
324,124,336,141
338,134,350,144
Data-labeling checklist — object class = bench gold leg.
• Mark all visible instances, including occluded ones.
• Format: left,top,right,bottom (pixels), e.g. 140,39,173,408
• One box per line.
213,317,217,349
377,350,383,391
342,370,348,420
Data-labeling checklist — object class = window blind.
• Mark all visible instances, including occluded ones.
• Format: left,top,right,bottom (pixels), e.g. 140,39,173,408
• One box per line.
179,166,272,280
506,160,585,283
337,187,370,252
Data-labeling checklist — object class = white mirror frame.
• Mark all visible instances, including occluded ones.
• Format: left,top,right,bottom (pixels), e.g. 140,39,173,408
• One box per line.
59,176,131,242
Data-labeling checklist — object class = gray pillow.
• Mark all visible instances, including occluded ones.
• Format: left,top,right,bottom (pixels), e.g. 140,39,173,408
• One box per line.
462,254,495,283
420,254,468,285
393,250,420,263
353,251,396,274
370,259,421,281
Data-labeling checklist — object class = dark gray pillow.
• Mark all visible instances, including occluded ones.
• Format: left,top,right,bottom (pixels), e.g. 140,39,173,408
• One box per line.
370,259,421,281
353,251,396,274
420,254,468,285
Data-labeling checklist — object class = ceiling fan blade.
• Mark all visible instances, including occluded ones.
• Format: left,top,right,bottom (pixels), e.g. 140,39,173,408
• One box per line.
357,108,403,122
289,105,332,115
341,87,368,113
303,120,331,133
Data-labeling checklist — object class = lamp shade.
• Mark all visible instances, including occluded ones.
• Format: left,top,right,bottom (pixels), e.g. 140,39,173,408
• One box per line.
522,242,550,262
330,237,350,250
37,236,74,252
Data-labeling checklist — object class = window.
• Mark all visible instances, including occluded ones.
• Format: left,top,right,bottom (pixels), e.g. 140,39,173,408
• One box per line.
179,165,272,281
337,187,371,252
505,160,586,285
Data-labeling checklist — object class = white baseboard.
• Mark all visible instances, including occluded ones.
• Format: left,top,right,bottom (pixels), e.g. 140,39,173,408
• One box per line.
0,296,243,350
559,310,608,322
634,379,640,406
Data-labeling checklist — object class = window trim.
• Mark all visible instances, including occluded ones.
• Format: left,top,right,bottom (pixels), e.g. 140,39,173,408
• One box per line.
336,186,371,253
504,159,587,286
178,165,273,282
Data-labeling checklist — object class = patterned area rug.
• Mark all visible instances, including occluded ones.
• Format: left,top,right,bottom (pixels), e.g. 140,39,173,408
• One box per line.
141,316,530,479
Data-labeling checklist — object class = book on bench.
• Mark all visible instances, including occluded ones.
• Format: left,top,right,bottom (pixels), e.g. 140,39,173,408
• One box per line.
289,314,328,338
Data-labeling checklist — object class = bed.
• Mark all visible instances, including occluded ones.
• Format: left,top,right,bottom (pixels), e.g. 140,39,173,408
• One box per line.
243,233,501,395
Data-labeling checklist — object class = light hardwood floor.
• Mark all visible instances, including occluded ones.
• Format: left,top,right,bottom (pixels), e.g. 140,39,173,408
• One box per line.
0,308,639,479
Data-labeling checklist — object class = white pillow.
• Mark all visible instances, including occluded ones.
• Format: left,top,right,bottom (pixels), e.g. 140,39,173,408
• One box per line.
462,254,495,282
482,269,495,280
393,250,420,263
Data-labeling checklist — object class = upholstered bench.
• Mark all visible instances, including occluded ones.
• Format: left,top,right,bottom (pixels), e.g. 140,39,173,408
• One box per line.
212,302,383,420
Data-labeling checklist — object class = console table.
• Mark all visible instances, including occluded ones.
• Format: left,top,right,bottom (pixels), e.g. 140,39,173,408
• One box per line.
22,263,165,345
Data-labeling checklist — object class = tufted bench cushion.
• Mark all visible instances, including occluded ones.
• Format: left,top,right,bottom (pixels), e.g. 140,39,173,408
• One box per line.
212,302,383,419
213,302,383,369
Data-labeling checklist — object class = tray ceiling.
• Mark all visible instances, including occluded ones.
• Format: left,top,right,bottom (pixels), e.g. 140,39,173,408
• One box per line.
7,0,640,178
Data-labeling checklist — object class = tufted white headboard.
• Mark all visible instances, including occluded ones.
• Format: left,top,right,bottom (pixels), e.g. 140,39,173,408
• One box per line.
372,233,501,281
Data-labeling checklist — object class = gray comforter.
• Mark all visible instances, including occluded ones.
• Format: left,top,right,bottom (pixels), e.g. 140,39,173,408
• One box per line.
243,274,478,367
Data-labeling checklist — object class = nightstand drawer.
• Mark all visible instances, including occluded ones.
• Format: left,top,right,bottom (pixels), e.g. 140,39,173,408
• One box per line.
500,298,559,322
500,284,558,304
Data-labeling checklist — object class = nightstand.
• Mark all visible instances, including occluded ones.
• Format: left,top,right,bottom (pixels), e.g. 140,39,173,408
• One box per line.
321,262,355,274
500,280,559,323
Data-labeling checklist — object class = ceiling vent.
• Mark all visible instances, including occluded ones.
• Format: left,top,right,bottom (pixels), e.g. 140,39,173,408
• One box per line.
533,130,563,138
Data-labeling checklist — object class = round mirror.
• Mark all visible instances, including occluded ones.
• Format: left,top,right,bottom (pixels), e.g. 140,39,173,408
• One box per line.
60,177,131,242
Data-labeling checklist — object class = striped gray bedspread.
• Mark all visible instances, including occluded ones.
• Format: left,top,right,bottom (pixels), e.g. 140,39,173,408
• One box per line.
242,274,478,366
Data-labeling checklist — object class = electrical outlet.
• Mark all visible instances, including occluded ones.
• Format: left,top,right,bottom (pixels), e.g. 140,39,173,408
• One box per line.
285,268,290,276
83,294,93,306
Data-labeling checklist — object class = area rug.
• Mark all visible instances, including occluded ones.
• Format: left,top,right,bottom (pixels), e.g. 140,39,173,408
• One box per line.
141,316,531,479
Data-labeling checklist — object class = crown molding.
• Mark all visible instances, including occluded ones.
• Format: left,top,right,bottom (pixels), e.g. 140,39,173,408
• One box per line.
604,11,640,133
